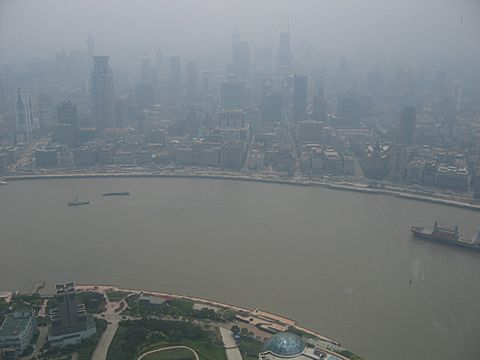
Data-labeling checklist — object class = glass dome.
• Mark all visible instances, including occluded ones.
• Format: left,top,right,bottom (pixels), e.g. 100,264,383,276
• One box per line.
262,332,306,357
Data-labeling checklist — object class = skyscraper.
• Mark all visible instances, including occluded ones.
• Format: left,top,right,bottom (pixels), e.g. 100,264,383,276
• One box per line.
86,34,95,70
155,46,163,81
277,31,293,74
15,87,34,140
54,101,78,146
231,30,250,79
398,106,416,144
220,78,246,110
87,34,95,59
263,91,283,122
91,56,114,129
337,94,361,127
169,56,181,86
293,75,307,122
313,87,326,122
57,101,77,126
186,61,199,103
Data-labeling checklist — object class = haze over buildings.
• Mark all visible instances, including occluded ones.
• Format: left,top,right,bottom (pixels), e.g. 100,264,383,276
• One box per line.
1,1,480,360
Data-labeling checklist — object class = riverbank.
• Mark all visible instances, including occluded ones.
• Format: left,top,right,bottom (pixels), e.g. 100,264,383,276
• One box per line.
4,170,480,212
76,284,340,346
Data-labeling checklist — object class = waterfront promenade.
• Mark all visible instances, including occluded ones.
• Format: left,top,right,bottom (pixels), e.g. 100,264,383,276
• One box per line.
4,169,480,212
77,284,339,345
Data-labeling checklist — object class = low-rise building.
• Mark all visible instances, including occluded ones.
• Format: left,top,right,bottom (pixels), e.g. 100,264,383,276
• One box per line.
343,155,355,176
35,147,60,168
322,149,342,176
0,312,37,357
436,165,469,192
406,159,424,185
259,332,325,360
72,146,96,167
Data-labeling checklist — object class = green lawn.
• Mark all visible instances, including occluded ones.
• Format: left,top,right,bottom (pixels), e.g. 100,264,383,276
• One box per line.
106,290,130,302
141,347,196,360
139,340,226,360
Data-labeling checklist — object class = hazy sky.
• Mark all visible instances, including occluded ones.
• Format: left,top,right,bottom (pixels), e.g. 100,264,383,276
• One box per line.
1,0,479,72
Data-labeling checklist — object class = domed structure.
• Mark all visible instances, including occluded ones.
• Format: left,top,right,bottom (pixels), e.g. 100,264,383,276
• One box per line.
261,332,306,357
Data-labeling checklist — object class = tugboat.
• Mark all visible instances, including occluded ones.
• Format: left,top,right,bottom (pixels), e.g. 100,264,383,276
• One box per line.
411,221,480,252
68,194,89,207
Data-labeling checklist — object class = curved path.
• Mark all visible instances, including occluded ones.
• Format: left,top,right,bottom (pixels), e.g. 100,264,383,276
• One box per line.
137,345,199,360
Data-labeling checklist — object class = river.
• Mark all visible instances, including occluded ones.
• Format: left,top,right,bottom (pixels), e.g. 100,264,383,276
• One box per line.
0,178,479,360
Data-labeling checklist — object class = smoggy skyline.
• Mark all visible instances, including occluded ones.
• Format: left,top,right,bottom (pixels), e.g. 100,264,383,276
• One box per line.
1,0,480,74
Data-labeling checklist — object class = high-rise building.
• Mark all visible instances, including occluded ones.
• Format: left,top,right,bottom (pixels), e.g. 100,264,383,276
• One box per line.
185,61,199,103
368,67,384,97
53,101,78,146
48,283,97,347
15,87,35,140
169,56,181,86
140,55,155,83
155,46,163,80
91,56,114,129
57,101,77,126
0,74,7,113
450,81,463,113
263,92,283,122
277,31,293,74
398,106,416,144
86,34,95,59
134,82,155,110
220,79,246,110
231,30,250,79
293,75,308,122
313,89,326,122
337,94,361,127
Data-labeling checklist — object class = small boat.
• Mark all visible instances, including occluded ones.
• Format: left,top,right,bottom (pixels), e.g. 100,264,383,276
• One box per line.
68,194,89,207
102,192,130,196
0,179,7,185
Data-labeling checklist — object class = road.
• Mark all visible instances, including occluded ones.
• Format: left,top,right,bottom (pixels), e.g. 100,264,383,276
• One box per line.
137,345,199,360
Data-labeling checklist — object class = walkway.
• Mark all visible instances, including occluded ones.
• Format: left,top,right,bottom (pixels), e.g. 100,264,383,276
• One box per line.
25,327,48,360
91,298,125,360
219,327,243,360
137,345,199,360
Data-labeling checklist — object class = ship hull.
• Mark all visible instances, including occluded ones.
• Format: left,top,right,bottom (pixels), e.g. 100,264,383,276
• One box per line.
411,227,480,252
68,201,90,206
102,192,130,196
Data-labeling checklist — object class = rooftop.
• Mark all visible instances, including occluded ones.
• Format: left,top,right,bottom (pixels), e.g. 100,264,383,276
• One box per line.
262,332,306,357
0,313,32,337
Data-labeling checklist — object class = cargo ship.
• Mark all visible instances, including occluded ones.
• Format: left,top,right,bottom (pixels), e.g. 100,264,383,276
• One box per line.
102,192,130,196
68,195,89,207
411,221,480,252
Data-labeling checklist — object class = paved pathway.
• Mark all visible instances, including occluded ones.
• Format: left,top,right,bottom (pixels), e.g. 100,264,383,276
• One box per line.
219,327,243,360
91,298,124,360
25,327,47,360
137,345,199,360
